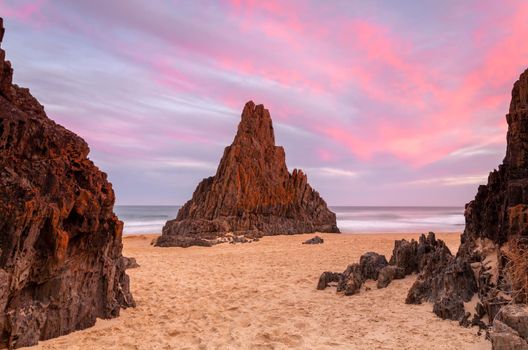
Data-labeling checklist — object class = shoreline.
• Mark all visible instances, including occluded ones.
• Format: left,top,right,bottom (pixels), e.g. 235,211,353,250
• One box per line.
34,232,489,349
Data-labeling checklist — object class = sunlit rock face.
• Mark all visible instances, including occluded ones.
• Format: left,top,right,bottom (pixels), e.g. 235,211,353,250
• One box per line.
0,18,134,348
157,101,339,248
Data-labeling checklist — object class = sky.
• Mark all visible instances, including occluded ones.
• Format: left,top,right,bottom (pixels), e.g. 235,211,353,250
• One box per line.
1,0,527,206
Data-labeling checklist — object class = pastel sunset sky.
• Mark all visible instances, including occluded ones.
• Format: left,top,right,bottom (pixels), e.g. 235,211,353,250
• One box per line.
2,0,528,205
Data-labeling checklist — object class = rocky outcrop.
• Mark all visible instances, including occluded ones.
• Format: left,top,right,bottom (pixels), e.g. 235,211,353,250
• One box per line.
303,236,324,244
403,69,528,332
359,252,388,280
156,101,339,247
0,18,134,348
317,233,443,295
336,264,364,296
377,266,405,289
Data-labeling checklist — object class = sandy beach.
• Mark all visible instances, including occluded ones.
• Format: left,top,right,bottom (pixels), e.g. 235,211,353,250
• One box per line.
28,232,490,350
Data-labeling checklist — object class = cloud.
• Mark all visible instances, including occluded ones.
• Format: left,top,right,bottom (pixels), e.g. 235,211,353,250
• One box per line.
404,175,488,187
1,0,526,205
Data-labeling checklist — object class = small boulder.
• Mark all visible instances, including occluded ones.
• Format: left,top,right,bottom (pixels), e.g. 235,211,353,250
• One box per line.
496,304,528,341
490,319,528,350
303,236,324,245
359,252,388,280
432,296,465,321
377,266,406,289
317,271,342,290
337,264,364,296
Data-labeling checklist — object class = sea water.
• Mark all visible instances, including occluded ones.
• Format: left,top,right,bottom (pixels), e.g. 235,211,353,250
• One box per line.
115,205,465,235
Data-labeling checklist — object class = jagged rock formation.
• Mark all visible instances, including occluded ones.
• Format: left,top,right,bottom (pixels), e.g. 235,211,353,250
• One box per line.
156,101,339,247
0,19,134,348
405,69,528,334
317,233,446,295
359,252,388,280
336,264,364,296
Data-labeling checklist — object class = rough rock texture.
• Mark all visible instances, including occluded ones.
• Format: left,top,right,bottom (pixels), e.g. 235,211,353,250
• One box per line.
359,252,388,280
405,234,476,308
377,266,405,289
490,320,528,350
316,272,341,290
157,101,339,247
0,19,134,348
495,305,528,341
303,236,324,245
405,69,528,332
389,238,419,275
336,264,364,296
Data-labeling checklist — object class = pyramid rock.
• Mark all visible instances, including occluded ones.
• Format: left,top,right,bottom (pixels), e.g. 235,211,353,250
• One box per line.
156,101,339,247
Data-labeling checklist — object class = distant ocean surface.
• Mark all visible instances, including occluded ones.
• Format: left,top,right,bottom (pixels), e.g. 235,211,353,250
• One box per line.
115,206,465,235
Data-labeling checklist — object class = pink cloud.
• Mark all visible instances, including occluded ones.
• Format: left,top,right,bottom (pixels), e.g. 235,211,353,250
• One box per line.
0,0,46,21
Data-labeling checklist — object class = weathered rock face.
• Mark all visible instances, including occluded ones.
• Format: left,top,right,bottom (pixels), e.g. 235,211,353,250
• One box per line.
336,264,364,296
157,101,339,247
377,266,405,289
0,19,134,348
404,70,528,331
359,252,388,280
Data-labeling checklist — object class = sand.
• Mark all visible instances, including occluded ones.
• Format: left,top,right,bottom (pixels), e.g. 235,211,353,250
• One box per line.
32,232,490,350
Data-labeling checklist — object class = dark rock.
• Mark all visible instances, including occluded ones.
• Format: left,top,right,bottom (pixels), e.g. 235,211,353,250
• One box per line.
336,264,364,296
403,69,528,327
156,101,339,247
389,238,418,275
377,266,405,289
121,256,140,269
490,320,528,350
303,236,324,245
496,305,528,341
432,296,465,321
317,272,342,290
359,252,388,280
406,239,476,305
0,19,134,348
459,312,472,327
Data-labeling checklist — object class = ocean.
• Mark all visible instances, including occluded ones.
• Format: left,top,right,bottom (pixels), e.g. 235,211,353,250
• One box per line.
115,205,465,235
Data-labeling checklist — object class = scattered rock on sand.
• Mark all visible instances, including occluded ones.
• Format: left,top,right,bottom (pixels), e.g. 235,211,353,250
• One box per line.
303,236,324,244
0,18,134,348
317,272,342,290
156,101,339,248
377,266,405,289
389,238,419,275
337,264,364,296
359,252,388,280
